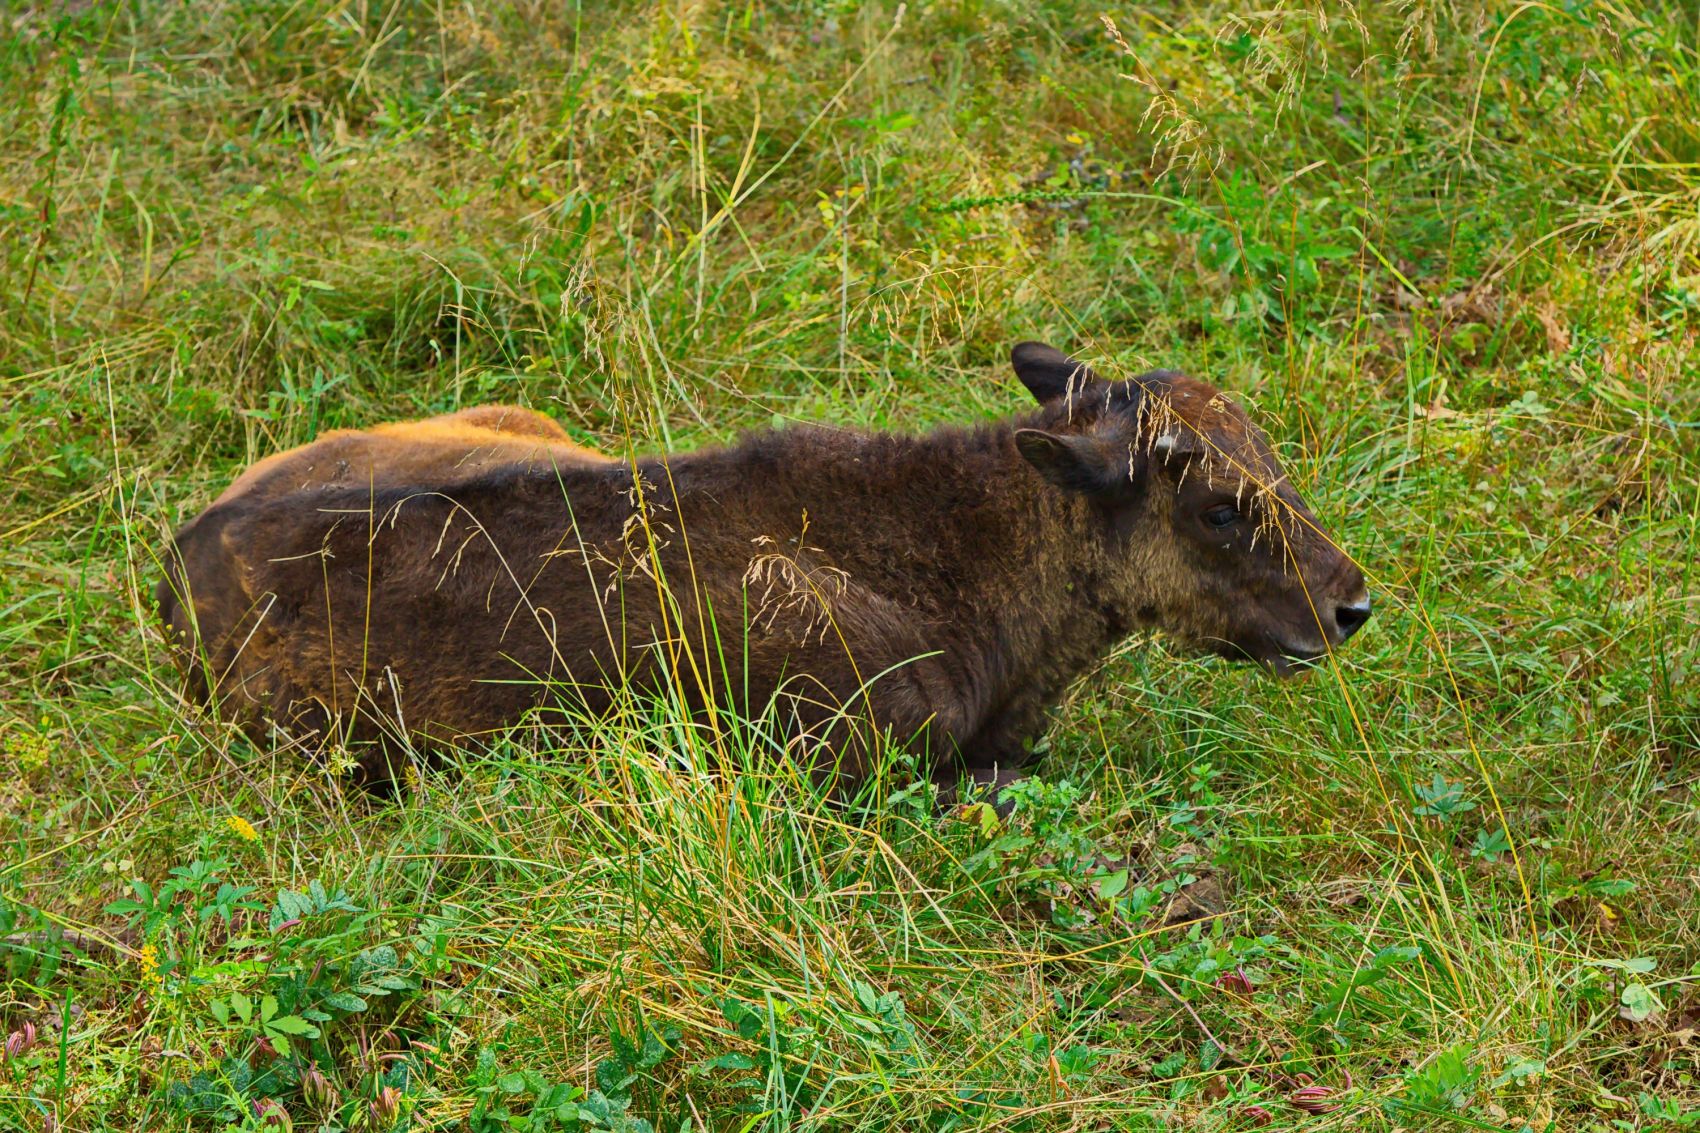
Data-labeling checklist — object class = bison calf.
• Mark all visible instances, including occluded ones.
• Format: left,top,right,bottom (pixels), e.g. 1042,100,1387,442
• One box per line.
157,343,1369,790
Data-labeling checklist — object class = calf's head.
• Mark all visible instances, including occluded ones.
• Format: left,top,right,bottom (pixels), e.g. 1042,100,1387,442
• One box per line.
1011,342,1370,673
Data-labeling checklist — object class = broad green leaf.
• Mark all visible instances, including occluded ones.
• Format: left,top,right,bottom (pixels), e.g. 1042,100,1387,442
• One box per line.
704,1052,757,1071
321,991,367,1013
1622,983,1662,1022
265,1015,320,1037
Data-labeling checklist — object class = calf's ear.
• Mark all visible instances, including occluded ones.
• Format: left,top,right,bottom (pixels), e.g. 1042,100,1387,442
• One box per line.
1015,429,1135,495
1011,342,1100,405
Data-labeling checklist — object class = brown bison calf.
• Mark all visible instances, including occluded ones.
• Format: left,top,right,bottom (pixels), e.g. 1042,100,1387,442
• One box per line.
157,343,1369,790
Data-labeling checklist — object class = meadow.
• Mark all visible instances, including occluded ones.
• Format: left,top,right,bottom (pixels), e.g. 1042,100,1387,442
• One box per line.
2,1,1698,1129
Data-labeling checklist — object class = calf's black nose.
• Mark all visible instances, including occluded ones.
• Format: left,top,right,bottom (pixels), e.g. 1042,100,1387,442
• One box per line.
1334,600,1371,639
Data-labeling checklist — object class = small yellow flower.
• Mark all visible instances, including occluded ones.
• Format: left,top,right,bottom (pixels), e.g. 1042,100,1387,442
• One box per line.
225,814,260,843
138,943,163,990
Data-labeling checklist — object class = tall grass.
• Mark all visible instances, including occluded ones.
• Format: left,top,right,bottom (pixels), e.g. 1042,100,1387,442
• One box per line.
2,1,1697,1130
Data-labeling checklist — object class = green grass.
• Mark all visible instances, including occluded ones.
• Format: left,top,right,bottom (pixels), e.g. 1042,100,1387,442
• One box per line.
3,1,1699,1129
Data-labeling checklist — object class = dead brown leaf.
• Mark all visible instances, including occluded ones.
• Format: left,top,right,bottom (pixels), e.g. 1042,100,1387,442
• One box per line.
1533,299,1572,355
1166,874,1228,926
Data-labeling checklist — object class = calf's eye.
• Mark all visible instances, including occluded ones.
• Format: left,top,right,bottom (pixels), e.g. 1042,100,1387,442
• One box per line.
1203,504,1240,529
